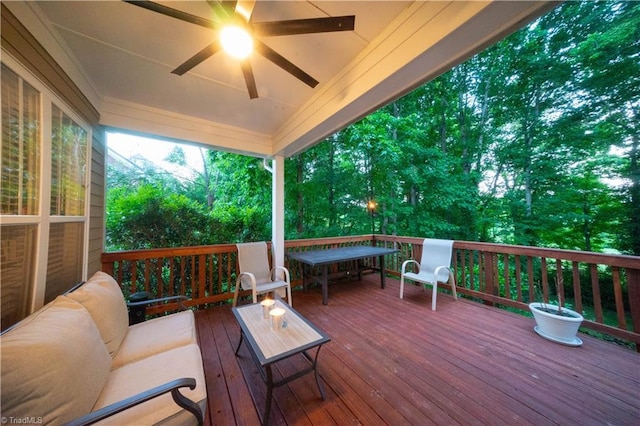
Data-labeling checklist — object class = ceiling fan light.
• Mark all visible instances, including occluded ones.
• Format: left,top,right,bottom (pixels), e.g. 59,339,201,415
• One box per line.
220,25,253,59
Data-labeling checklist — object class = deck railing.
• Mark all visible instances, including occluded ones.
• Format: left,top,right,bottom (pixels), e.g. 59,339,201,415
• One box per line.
102,235,640,349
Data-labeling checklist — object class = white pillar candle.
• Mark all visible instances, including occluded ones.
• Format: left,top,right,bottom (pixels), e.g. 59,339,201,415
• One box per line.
269,307,286,330
261,299,275,319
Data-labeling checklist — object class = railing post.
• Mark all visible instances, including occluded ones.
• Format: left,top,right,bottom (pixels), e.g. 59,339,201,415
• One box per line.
102,259,114,276
627,268,640,352
483,251,495,306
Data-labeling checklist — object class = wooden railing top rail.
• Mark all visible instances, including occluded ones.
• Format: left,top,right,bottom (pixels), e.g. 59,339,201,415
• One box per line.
102,236,639,270
373,235,640,269
101,244,238,261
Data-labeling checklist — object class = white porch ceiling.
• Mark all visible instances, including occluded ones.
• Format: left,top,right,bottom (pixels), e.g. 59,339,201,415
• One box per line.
6,1,556,158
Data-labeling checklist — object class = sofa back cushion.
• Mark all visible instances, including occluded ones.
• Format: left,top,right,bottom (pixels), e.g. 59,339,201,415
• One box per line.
1,296,112,424
68,271,129,356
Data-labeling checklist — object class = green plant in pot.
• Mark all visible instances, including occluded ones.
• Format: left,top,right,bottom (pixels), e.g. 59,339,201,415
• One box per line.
529,277,584,346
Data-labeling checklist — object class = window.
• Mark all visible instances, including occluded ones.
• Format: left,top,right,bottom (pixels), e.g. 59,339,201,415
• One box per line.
1,65,40,215
50,105,87,216
1,60,91,330
0,225,37,330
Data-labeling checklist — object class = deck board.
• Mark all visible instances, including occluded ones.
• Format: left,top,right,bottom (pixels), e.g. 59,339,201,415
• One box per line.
195,274,640,425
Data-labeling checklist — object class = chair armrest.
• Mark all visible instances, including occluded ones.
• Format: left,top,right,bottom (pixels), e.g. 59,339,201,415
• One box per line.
433,266,452,283
271,266,290,283
401,259,419,274
237,272,257,291
66,378,203,426
127,295,188,311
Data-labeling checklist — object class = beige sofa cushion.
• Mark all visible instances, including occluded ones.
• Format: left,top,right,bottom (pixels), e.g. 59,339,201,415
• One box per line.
94,344,207,425
68,271,129,356
111,309,197,369
0,296,112,425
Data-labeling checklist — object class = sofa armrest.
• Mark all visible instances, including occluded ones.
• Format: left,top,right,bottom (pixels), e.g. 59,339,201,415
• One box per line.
66,378,203,426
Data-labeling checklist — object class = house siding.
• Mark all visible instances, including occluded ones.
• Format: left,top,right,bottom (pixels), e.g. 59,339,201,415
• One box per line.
88,130,106,276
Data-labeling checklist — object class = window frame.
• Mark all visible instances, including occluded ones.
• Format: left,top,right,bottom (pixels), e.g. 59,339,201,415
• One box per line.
1,54,92,313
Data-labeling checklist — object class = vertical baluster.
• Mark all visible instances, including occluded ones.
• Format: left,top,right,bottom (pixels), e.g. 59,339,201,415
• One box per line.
156,257,164,298
555,259,564,307
572,261,582,313
198,254,206,300
469,251,475,291
207,252,214,296
130,261,137,294
180,256,187,296
541,257,549,302
527,256,534,303
169,257,175,296
144,258,151,294
591,263,604,323
515,255,522,302
611,266,627,329
460,250,467,291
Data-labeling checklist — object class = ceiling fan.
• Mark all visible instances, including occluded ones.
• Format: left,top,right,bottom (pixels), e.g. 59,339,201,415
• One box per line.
124,0,356,99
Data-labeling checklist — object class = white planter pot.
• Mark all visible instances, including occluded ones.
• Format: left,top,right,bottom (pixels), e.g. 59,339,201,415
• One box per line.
529,302,584,346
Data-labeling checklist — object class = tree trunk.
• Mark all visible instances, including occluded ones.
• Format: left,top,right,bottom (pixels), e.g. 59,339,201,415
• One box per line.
328,140,337,228
296,154,304,234
629,129,640,255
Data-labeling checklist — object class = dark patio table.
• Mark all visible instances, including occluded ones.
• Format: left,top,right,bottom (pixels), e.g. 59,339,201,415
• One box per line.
286,245,399,305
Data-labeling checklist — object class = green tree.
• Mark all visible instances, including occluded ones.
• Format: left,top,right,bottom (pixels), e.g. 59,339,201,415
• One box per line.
105,1,638,257
106,185,211,250
568,1,640,254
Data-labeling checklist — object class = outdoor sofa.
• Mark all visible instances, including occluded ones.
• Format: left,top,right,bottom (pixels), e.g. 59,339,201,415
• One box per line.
1,271,207,425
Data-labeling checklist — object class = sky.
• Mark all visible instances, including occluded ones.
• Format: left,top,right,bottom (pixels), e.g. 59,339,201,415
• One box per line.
106,132,205,179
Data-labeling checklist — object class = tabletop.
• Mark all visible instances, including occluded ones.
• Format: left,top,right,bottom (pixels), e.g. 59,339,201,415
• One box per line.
232,300,330,365
286,245,399,266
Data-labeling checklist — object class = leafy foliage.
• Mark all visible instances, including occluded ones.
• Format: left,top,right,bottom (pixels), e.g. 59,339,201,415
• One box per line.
106,1,639,256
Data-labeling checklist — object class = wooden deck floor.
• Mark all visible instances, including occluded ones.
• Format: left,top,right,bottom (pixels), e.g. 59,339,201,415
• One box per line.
195,274,640,426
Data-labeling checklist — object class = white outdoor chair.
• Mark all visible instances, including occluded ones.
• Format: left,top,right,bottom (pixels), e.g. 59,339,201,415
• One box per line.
232,242,292,307
399,238,457,310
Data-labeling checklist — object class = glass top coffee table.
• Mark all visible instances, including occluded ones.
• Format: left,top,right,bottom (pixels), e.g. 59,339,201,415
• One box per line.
232,300,331,425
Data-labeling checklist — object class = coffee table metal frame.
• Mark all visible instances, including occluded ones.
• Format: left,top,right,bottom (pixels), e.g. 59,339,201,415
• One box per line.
232,300,331,425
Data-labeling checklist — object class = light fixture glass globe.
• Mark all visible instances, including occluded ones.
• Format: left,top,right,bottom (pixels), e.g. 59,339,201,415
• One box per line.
220,25,253,59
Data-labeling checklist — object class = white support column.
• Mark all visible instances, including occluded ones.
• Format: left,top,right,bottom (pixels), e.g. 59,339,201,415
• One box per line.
271,156,285,268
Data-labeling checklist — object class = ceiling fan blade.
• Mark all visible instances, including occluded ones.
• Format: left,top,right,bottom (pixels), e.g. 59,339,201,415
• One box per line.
171,42,221,76
207,0,236,11
253,16,355,37
205,0,255,22
123,1,218,30
240,60,259,99
235,0,256,22
255,40,319,89
205,0,235,22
